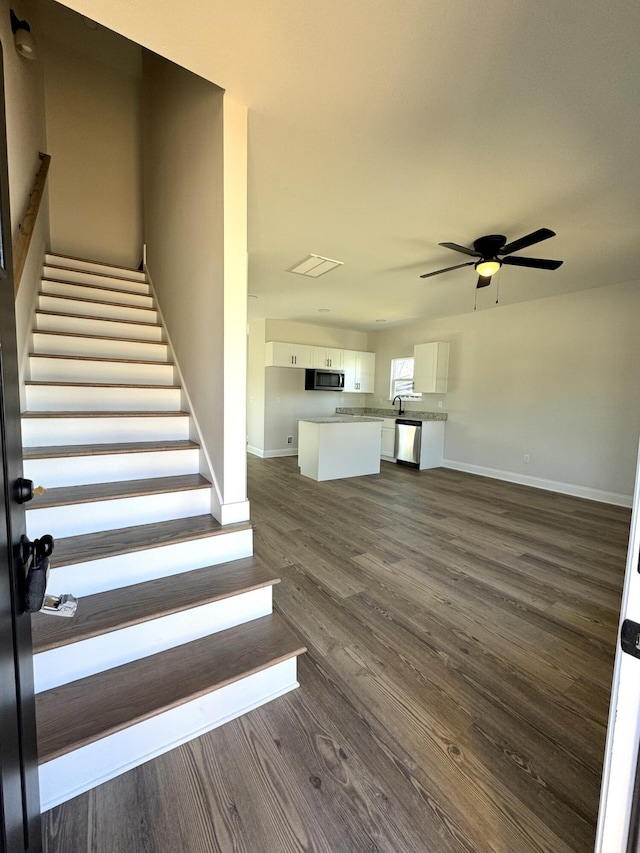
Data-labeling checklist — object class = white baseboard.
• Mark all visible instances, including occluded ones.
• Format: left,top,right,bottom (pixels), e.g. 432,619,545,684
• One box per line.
247,446,297,459
219,499,251,524
442,459,633,507
39,658,300,812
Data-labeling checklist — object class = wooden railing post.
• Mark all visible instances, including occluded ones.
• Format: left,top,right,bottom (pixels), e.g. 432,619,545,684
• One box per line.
13,151,51,297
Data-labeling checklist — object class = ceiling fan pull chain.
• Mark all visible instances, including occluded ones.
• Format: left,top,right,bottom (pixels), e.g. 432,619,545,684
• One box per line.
496,271,501,304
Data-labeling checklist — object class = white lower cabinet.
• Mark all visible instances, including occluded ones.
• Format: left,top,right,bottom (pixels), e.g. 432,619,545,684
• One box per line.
381,418,396,460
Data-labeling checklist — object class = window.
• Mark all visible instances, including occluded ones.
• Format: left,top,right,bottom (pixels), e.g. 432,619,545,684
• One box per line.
389,357,422,400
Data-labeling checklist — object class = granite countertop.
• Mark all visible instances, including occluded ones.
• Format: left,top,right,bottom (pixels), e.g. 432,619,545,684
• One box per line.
298,416,384,424
336,407,447,421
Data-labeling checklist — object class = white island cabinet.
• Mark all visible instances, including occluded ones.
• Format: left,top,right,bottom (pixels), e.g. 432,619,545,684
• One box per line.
298,417,382,481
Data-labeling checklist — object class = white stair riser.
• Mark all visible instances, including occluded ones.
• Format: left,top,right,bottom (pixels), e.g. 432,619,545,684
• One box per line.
49,527,253,596
34,587,273,692
45,255,147,283
26,487,212,539
38,295,158,325
24,448,200,488
25,384,181,412
38,658,299,812
32,332,169,362
22,415,190,447
43,265,149,293
42,279,153,308
29,356,175,385
36,312,163,342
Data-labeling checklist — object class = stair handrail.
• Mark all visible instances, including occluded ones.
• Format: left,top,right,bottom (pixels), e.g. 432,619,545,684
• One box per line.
13,151,51,297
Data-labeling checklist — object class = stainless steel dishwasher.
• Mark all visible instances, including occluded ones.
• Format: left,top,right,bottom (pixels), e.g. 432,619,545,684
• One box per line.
395,418,422,468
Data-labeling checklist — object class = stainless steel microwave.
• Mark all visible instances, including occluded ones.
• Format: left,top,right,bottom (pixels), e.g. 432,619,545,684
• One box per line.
304,368,345,391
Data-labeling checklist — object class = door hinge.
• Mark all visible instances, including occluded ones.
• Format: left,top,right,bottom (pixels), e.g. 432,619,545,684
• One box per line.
620,619,640,659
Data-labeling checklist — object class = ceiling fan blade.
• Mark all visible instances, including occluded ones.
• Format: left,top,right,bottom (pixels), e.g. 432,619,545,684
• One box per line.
476,275,492,288
501,228,555,255
420,261,475,279
502,256,563,270
439,242,480,257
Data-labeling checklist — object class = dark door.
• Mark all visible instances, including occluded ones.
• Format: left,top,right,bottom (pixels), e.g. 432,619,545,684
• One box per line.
0,42,42,853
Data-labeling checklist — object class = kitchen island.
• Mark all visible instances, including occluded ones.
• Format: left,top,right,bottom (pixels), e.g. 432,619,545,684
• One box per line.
298,416,383,481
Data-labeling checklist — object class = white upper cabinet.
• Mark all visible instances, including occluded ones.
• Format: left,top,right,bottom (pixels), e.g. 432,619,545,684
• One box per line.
265,341,314,368
413,342,449,393
344,350,375,393
312,347,344,370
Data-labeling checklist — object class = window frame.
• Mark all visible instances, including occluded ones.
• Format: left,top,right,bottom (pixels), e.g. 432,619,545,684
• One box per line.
389,356,422,401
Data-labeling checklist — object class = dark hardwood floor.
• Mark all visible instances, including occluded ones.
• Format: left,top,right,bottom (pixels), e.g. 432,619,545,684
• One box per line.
43,458,630,852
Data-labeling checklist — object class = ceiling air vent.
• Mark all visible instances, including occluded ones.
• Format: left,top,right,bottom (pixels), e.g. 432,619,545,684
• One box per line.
288,254,343,278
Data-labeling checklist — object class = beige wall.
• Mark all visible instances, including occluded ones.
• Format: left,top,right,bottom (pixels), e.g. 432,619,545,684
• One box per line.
369,281,640,502
248,319,369,456
142,52,248,522
43,39,142,268
2,0,49,393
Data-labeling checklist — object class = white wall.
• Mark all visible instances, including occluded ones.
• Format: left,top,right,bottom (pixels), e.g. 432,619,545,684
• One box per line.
247,319,369,457
2,0,49,393
43,38,142,268
142,52,248,523
369,280,640,503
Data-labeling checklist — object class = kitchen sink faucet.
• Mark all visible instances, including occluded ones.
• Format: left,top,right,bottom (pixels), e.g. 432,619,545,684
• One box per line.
392,395,405,416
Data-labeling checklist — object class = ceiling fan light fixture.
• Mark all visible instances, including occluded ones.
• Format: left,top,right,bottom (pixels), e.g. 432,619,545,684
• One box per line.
475,258,501,277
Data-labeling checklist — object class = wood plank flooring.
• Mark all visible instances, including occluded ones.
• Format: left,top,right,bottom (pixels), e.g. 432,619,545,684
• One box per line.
42,459,630,852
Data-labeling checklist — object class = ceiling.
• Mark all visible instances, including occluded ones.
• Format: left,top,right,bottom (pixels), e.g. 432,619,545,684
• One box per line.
53,0,640,330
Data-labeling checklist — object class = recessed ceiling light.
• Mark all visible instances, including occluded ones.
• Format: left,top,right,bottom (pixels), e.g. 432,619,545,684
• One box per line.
376,319,386,323
288,254,344,278
318,308,330,313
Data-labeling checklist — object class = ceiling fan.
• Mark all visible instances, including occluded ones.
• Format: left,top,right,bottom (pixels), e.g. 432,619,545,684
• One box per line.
420,228,563,288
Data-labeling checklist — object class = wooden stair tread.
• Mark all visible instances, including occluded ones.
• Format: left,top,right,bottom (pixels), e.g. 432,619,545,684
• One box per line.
36,309,161,329
23,439,199,459
38,291,157,312
51,515,249,566
32,557,279,653
36,612,305,763
22,410,188,419
29,352,174,367
31,474,210,509
25,381,181,389
33,330,166,346
42,277,150,298
46,255,145,277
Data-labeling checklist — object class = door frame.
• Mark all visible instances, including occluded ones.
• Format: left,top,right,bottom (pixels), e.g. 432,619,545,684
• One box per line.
0,37,42,853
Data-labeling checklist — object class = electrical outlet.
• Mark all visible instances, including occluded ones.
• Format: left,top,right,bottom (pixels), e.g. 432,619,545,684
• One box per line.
438,401,443,408
523,453,530,463
287,436,293,444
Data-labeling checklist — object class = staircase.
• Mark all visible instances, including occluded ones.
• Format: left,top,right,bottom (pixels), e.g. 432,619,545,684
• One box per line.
23,253,305,812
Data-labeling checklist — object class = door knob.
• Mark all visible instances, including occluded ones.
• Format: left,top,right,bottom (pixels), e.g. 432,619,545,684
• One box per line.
15,477,46,503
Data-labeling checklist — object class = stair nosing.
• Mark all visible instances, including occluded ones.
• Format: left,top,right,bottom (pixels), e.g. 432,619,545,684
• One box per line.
33,330,168,347
29,352,175,367
25,381,181,389
27,474,211,510
49,516,251,568
36,309,161,329
23,439,200,459
31,558,280,654
22,410,189,419
36,613,306,763
42,277,151,300
38,292,157,313
44,258,146,281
